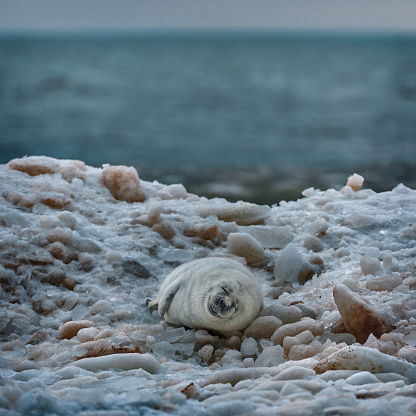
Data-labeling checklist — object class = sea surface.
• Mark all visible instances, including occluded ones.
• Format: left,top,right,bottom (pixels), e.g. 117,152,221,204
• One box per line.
1,32,416,204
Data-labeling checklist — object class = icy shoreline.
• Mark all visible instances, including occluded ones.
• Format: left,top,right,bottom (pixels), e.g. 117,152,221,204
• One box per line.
1,156,416,415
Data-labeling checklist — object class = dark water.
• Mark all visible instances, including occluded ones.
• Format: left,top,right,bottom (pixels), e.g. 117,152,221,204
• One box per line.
1,32,416,204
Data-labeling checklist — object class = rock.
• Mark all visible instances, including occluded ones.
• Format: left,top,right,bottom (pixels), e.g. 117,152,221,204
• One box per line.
71,353,160,373
58,320,95,339
366,275,403,291
274,244,317,284
333,284,391,343
313,346,416,379
227,232,264,263
244,316,283,340
102,165,145,203
271,318,324,346
360,255,381,275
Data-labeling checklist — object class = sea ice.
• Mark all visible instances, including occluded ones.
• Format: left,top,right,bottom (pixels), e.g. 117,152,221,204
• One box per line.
2,156,416,415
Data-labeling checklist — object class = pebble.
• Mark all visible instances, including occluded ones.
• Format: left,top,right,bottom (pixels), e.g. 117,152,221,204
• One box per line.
227,232,264,263
58,320,95,339
333,284,391,343
244,316,283,340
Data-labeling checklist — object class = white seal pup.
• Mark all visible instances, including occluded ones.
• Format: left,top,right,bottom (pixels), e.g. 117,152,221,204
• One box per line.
148,257,263,333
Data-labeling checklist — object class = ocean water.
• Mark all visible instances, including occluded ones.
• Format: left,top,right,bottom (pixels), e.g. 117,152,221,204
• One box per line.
1,32,416,203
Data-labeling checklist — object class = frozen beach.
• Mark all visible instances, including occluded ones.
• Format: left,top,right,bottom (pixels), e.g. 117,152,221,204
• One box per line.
1,156,416,415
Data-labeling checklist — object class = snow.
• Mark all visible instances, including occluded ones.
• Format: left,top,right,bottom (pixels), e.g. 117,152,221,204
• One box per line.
1,155,416,415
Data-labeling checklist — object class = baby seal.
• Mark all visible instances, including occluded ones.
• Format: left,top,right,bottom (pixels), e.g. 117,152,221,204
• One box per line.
148,257,263,333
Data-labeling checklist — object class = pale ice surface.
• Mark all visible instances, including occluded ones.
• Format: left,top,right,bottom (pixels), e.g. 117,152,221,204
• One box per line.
1,157,416,415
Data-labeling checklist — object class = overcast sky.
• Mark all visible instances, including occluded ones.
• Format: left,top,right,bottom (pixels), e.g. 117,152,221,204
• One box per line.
1,0,416,34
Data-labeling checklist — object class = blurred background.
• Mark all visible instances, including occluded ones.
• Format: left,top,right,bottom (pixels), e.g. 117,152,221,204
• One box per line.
1,0,416,205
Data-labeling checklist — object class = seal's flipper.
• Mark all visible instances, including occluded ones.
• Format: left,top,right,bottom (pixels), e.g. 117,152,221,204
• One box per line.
159,292,176,317
146,299,158,313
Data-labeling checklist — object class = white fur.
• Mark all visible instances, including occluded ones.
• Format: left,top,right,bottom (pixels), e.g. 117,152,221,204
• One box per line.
155,257,263,332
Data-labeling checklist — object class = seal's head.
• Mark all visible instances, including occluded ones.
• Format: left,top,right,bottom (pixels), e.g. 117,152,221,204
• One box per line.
208,286,238,319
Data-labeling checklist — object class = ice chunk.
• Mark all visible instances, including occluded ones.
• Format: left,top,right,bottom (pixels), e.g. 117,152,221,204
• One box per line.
227,232,264,263
198,344,214,363
240,337,258,356
8,156,58,176
274,243,316,284
313,345,416,380
77,327,100,343
360,255,381,275
366,275,403,291
333,284,391,343
198,202,270,226
346,173,364,191
152,341,176,359
346,371,380,385
47,227,72,244
243,225,294,249
308,218,329,237
244,316,282,340
57,211,77,229
271,318,324,346
58,320,95,339
154,327,186,343
274,365,316,381
102,165,145,203
255,345,285,367
71,305,91,321
174,342,195,357
71,353,160,373
260,304,302,325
